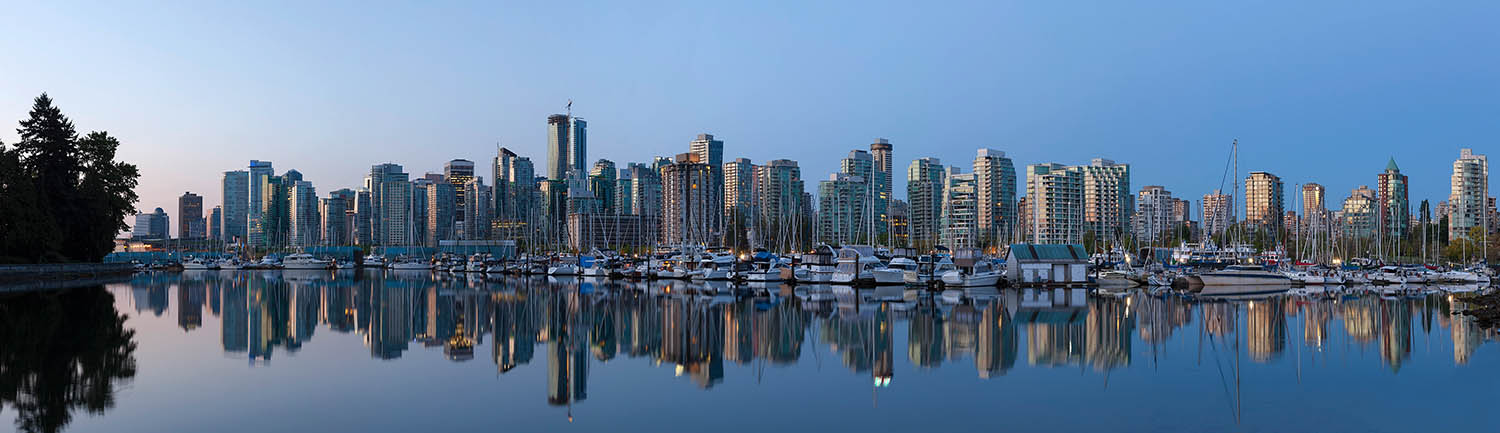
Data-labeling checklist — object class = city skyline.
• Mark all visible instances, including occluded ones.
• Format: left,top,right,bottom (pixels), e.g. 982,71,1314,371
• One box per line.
2,2,1495,230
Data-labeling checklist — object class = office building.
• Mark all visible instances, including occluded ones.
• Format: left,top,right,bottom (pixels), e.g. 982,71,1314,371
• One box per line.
178,192,204,239
289,181,319,247
222,170,248,243
367,163,411,246
132,208,170,240
209,206,222,241
547,114,571,180
246,160,274,246
445,159,475,237
427,182,456,247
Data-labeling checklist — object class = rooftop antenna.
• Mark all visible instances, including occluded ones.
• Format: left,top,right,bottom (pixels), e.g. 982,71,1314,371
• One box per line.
566,99,573,118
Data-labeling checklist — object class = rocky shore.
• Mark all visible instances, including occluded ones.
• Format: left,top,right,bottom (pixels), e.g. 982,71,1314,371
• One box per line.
1456,291,1500,329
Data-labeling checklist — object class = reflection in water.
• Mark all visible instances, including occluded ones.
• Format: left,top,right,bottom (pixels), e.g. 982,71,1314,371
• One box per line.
14,272,1500,432
0,287,138,433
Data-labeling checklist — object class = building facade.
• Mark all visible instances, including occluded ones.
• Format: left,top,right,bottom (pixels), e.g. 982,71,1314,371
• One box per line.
221,170,248,243
1025,163,1085,244
906,157,945,250
973,149,1017,248
1449,148,1488,239
178,192,204,239
1244,171,1284,236
1376,158,1410,239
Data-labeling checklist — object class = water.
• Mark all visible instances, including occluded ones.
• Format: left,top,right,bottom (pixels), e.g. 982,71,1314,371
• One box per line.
3,271,1498,433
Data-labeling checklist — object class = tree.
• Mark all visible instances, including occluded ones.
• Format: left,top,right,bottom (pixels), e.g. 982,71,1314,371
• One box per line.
1,94,140,263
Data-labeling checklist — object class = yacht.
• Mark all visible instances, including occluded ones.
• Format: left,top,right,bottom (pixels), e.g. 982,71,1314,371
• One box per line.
940,259,1003,288
362,254,387,268
183,257,219,270
390,257,433,270
831,246,903,285
1196,265,1293,286
281,253,333,270
466,255,488,273
548,255,581,276
215,258,244,270
335,260,356,270
796,245,838,283
1371,266,1407,285
690,252,737,281
743,253,790,283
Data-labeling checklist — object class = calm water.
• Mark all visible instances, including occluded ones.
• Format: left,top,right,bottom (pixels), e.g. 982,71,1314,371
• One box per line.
3,271,1499,433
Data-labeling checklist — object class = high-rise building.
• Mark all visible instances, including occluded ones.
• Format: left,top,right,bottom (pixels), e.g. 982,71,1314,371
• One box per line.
427,181,456,247
1301,183,1326,234
1134,186,1174,243
817,173,869,245
354,189,372,245
888,199,909,248
906,158,945,249
723,158,756,246
838,149,886,239
289,180,319,247
178,192,204,239
1245,171,1284,235
1025,163,1085,244
940,173,978,249
367,163,411,246
870,139,893,235
973,149,1017,248
222,170,248,243
661,153,719,245
1449,148,1488,240
209,206,222,241
1376,158,1410,238
1078,158,1132,239
246,160,274,246
1342,186,1377,238
624,163,662,245
569,117,588,175
408,178,431,247
547,114,571,180
320,189,351,246
589,159,618,214
494,149,536,242
1202,190,1235,238
259,171,294,248
132,208,170,240
463,178,492,240
1170,198,1192,232
445,159,475,238
755,159,804,250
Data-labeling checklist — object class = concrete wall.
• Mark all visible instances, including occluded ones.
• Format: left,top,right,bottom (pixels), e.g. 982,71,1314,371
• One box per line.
0,263,136,289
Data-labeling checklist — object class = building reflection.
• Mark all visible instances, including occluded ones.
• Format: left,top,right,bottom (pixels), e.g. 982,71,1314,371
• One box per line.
116,271,1500,414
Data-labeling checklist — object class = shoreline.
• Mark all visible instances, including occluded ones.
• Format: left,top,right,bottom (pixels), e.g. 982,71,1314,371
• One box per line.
0,263,136,293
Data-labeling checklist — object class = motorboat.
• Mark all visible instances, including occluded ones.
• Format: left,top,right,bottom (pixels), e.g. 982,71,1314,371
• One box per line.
743,253,791,283
940,259,1003,288
466,255,488,273
216,258,244,270
281,253,333,270
335,260,356,270
831,246,887,285
580,254,611,278
390,257,433,270
690,252,736,281
183,257,219,270
1195,265,1293,286
1371,266,1407,285
796,245,838,283
548,255,581,276
362,254,387,268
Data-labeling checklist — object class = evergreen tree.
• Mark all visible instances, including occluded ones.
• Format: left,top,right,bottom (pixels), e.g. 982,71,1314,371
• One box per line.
1,94,140,263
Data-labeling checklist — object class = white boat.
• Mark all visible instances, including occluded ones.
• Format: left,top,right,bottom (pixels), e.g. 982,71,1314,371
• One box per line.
216,258,243,270
743,257,791,283
362,254,387,268
281,253,333,270
183,258,219,270
548,256,581,276
335,261,356,270
831,246,876,285
690,252,737,281
1195,265,1293,286
940,260,1003,288
797,245,838,283
466,255,487,273
390,258,433,270
1371,266,1407,285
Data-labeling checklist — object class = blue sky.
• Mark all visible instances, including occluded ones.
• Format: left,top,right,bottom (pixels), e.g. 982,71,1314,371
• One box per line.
1,1,1495,232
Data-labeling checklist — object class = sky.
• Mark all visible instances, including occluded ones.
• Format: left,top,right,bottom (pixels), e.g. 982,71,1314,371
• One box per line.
1,1,1496,235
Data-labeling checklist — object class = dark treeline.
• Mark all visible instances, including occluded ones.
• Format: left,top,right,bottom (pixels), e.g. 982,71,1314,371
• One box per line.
0,94,140,263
